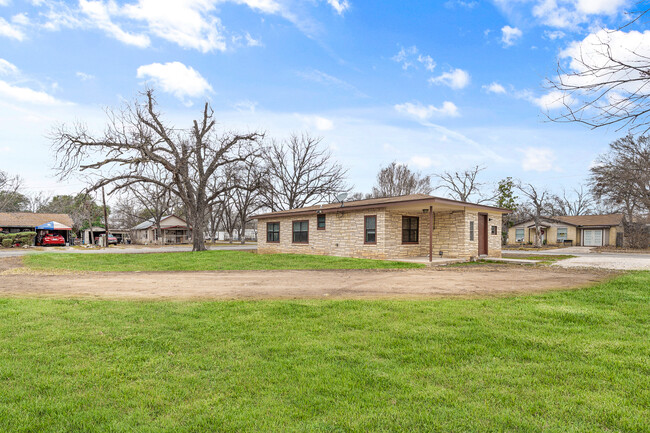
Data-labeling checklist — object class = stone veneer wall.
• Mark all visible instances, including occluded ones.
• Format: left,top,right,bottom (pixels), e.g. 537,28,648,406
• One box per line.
257,207,503,260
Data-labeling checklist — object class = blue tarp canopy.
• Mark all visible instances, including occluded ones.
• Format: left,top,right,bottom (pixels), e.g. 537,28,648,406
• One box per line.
35,221,72,230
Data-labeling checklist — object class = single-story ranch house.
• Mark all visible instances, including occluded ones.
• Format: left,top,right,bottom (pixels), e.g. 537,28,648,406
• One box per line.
254,194,510,261
131,215,191,245
0,212,74,244
507,214,624,247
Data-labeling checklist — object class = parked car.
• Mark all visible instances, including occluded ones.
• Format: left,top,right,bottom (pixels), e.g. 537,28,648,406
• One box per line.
42,234,65,246
95,234,118,245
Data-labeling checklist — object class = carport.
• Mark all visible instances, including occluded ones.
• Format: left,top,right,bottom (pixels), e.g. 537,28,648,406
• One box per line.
35,221,73,245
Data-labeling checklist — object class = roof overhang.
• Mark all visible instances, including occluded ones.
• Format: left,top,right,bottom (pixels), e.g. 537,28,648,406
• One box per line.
254,197,511,219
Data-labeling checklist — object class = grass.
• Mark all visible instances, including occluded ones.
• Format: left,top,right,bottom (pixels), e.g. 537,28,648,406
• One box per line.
23,250,424,272
0,273,648,432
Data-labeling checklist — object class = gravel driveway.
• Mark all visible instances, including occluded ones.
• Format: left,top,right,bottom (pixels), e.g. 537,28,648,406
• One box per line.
506,247,650,270
554,255,650,271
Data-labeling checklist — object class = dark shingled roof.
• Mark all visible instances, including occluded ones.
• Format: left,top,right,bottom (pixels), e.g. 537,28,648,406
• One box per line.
0,212,74,228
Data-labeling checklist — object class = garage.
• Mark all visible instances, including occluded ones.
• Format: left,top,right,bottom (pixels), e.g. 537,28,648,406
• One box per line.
583,229,603,247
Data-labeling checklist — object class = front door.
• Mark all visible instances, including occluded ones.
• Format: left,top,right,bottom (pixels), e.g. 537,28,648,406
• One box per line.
478,214,488,256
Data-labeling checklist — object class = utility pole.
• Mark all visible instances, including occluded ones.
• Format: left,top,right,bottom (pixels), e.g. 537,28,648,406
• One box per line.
102,187,110,248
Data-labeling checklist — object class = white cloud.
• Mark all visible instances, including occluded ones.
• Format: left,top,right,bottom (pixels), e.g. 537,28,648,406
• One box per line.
297,114,334,131
0,16,25,40
11,13,30,26
483,82,506,94
501,25,522,47
531,90,573,110
296,69,366,97
234,100,257,113
0,81,65,105
0,58,19,76
327,0,350,15
122,0,226,53
244,32,262,47
76,71,94,81
543,30,565,40
531,0,629,29
520,147,557,172
79,0,150,48
136,62,212,103
429,68,470,89
395,101,459,120
409,155,435,169
392,45,418,70
417,54,436,72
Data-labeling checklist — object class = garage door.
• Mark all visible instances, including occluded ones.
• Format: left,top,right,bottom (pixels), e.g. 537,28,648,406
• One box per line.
583,229,603,246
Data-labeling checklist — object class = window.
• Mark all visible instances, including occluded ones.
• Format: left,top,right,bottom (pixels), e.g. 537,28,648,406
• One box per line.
364,215,376,244
402,216,419,244
515,228,525,242
557,227,568,242
491,225,498,235
469,221,474,241
317,214,326,230
266,222,280,243
292,220,309,243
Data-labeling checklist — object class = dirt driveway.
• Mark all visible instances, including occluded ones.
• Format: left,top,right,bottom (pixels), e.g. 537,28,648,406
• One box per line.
0,259,610,300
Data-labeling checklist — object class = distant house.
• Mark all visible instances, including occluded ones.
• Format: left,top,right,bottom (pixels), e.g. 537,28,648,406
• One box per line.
254,194,510,261
0,212,74,244
507,214,624,247
131,215,191,245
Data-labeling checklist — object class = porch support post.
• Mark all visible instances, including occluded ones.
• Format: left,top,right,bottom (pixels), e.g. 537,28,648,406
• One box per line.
429,205,433,262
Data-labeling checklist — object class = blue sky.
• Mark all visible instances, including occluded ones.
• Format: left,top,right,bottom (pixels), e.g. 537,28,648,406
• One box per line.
0,0,645,200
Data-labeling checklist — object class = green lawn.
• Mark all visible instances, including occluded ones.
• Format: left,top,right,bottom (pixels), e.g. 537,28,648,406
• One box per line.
23,250,424,272
0,273,648,432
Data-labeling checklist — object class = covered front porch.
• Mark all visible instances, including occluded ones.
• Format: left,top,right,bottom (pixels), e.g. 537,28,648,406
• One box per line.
382,198,502,262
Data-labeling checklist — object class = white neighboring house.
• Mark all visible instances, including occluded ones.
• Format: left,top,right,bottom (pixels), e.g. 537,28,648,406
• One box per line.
206,229,257,242
132,215,192,245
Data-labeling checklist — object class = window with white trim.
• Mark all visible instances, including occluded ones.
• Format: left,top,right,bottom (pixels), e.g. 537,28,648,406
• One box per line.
557,227,568,242
515,228,525,242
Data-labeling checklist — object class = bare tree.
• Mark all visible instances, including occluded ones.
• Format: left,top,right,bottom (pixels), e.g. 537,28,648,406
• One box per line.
206,202,224,243
262,133,349,211
434,165,490,203
111,193,142,241
547,8,650,133
220,193,239,243
26,192,51,213
590,134,650,219
550,186,595,216
0,170,24,212
126,169,174,244
51,89,264,251
371,161,431,198
517,182,550,247
231,157,266,244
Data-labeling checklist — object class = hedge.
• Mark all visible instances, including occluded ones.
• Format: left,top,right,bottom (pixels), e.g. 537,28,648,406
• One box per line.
0,231,37,248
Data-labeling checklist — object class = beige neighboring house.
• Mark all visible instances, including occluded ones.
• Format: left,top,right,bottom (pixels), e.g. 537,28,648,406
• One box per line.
131,215,191,245
254,194,510,261
507,214,624,247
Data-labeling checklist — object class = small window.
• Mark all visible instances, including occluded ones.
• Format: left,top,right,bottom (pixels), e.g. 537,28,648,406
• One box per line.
317,214,326,230
491,225,498,235
557,227,568,242
292,220,309,243
469,221,474,241
364,215,376,244
266,222,280,243
402,216,419,244
516,228,525,242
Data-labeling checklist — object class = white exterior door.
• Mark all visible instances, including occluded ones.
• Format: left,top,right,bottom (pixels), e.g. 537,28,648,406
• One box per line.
583,229,603,246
